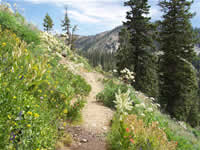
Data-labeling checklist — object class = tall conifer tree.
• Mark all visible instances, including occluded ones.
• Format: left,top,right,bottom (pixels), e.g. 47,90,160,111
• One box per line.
61,6,77,50
116,0,159,98
159,0,199,126
116,28,133,71
62,6,71,45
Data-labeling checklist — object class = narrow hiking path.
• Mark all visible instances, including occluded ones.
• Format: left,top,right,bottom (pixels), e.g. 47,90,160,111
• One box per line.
60,58,114,150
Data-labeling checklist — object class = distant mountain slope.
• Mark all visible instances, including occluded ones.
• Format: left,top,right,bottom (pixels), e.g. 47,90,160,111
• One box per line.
75,26,200,54
75,26,122,53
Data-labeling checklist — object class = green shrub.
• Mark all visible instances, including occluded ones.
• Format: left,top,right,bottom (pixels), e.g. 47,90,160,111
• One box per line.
96,80,134,108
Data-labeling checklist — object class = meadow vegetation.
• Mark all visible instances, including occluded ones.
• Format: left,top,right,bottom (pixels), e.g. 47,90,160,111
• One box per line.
0,3,91,150
97,69,200,150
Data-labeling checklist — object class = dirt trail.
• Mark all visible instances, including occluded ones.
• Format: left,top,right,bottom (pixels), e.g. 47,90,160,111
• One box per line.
60,58,114,150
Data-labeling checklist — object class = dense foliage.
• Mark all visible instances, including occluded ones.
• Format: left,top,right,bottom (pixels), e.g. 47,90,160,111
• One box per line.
159,0,199,126
79,50,115,71
116,0,159,99
0,5,91,149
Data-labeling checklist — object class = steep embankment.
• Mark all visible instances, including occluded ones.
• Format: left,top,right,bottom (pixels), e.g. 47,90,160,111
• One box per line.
60,58,114,150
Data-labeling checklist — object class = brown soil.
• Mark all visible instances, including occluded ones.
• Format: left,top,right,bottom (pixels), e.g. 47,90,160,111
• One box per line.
59,58,114,150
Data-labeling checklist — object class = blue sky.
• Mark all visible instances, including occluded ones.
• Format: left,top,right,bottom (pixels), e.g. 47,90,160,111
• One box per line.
2,0,200,35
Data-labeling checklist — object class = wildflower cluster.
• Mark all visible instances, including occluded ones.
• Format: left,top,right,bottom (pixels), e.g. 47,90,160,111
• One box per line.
0,20,90,149
120,68,135,84
122,115,177,150
40,31,70,55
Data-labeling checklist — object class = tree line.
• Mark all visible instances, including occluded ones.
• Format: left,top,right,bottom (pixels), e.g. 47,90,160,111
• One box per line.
78,49,116,71
115,0,200,127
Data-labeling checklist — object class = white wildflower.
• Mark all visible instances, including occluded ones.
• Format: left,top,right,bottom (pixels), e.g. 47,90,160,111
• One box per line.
114,89,133,121
140,103,146,108
135,104,140,107
147,107,153,112
113,69,117,73
150,97,155,101
141,113,145,117
178,121,187,130
155,103,160,108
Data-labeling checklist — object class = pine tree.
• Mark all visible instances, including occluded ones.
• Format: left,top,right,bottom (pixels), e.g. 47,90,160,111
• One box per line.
118,0,159,98
61,6,77,50
115,28,134,71
43,13,53,32
62,6,71,45
159,0,199,126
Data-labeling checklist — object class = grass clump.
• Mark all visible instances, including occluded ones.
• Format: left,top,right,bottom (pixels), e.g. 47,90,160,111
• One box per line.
96,79,136,109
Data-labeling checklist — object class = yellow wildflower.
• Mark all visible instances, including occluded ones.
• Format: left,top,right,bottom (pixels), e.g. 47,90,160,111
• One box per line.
50,90,53,94
8,115,11,119
27,124,31,128
3,82,7,86
13,96,17,99
32,66,38,71
44,95,47,98
63,122,67,126
61,94,65,98
15,37,20,43
38,89,42,93
24,49,28,53
2,42,6,47
34,113,39,118
63,109,68,114
27,111,32,115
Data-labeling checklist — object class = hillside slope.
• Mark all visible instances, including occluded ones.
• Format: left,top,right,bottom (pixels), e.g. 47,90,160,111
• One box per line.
75,26,122,53
75,26,200,54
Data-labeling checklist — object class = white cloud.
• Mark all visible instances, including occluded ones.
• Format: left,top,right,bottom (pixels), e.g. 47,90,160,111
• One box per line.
18,0,199,34
68,10,100,23
20,0,127,26
20,0,163,25
150,7,162,20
